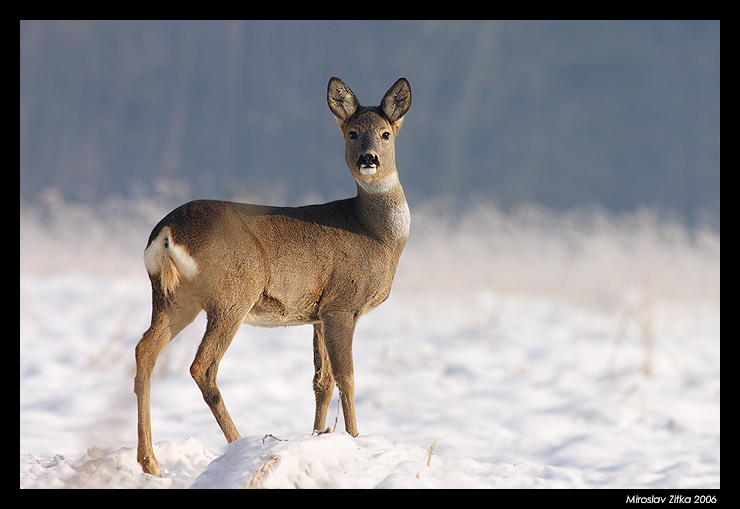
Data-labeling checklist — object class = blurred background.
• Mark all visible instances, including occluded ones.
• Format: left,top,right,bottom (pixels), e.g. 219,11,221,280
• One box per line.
20,20,720,229
20,22,721,483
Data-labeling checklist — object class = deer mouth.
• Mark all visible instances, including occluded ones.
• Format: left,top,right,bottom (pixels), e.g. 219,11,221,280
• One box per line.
358,154,379,175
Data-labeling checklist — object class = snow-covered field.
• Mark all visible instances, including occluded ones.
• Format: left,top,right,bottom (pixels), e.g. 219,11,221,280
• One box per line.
20,190,720,488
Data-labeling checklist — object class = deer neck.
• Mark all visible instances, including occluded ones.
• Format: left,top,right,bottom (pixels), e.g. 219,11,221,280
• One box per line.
354,170,410,243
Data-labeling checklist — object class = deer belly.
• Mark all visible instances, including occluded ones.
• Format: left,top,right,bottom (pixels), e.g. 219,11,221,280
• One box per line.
243,291,320,327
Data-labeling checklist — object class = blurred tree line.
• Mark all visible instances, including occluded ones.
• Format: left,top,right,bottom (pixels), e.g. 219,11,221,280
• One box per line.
20,20,720,227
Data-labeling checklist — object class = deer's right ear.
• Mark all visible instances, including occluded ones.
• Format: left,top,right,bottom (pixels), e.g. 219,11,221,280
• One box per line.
328,77,359,123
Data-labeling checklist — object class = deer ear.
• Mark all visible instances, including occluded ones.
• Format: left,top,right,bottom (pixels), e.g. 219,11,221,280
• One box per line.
381,78,411,124
328,77,359,123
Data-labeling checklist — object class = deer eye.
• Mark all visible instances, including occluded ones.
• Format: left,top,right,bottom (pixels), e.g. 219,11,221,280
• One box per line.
348,131,358,139
382,131,391,140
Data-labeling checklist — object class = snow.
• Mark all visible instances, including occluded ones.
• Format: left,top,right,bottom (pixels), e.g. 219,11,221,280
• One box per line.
20,195,720,488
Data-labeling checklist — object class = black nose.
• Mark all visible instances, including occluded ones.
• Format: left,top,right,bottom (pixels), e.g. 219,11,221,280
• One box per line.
358,153,379,167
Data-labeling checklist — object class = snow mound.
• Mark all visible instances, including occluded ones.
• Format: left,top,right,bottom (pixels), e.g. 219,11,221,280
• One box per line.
20,434,585,489
197,433,583,489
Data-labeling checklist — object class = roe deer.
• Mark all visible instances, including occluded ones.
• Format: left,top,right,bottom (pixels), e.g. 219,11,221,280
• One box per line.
134,77,412,475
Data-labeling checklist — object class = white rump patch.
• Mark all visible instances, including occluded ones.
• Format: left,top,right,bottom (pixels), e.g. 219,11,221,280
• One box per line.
143,229,168,276
144,227,199,279
169,243,199,279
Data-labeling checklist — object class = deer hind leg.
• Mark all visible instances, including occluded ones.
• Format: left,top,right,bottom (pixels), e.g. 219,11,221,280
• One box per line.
312,323,335,433
135,290,200,476
189,305,247,444
320,312,359,437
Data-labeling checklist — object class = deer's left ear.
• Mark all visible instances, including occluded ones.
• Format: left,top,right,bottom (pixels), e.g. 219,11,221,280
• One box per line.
381,78,411,124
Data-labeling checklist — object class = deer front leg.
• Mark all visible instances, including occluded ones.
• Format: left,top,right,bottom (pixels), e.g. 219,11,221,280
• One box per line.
320,312,359,437
312,324,335,433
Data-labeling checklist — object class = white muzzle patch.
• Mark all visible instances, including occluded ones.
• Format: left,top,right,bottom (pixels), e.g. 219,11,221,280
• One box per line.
360,165,377,176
